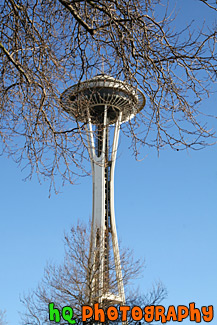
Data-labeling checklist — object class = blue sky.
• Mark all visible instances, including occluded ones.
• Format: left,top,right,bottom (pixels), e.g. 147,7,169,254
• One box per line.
1,97,216,324
0,1,217,324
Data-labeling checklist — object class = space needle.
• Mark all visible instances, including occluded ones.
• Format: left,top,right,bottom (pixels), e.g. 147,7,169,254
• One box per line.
60,74,145,307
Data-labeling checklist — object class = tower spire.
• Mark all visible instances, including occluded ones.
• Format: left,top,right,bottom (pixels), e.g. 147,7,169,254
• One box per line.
101,55,104,74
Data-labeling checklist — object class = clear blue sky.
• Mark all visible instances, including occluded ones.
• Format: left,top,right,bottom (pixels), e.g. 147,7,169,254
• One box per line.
0,1,217,324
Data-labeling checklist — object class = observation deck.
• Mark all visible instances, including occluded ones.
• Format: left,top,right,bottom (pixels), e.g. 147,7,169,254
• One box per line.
60,74,145,124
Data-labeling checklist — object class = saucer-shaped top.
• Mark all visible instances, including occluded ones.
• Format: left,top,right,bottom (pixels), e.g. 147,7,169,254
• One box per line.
60,74,145,124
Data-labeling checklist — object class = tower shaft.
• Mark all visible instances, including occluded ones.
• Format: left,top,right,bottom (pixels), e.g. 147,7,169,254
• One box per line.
86,105,125,305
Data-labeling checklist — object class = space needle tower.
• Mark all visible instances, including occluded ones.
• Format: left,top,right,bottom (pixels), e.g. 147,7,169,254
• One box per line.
61,74,145,306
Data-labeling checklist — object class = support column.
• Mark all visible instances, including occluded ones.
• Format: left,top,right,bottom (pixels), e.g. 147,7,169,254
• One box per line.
85,106,125,305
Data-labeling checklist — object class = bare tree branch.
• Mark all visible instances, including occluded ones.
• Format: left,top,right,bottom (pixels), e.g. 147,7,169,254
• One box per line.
21,222,167,324
0,0,217,190
0,310,7,325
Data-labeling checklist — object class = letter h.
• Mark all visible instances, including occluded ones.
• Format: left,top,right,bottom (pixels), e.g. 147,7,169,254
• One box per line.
49,303,61,322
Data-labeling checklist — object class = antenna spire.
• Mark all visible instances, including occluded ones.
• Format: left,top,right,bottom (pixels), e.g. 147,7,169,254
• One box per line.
101,55,104,74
